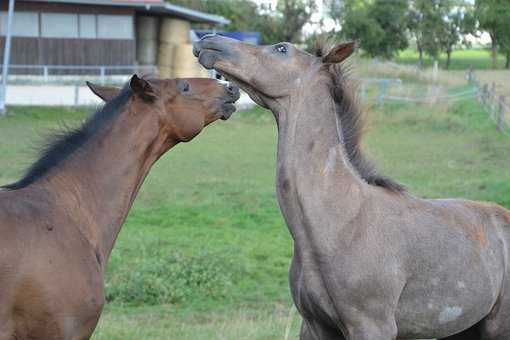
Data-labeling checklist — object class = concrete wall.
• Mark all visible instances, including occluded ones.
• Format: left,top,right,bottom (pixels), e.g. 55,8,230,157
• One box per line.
6,85,102,106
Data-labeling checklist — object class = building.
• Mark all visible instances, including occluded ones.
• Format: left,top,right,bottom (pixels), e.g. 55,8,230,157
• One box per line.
0,0,228,76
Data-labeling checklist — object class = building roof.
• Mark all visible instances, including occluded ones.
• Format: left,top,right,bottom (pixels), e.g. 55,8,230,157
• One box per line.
25,0,230,25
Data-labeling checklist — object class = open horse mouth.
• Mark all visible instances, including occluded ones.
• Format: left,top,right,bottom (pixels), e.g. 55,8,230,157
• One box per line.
194,35,266,110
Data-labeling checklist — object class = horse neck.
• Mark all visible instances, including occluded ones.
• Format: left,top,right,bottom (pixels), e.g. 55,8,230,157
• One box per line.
275,78,366,250
37,105,175,262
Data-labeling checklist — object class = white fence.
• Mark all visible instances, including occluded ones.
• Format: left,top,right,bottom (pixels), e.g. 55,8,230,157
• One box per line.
0,64,158,85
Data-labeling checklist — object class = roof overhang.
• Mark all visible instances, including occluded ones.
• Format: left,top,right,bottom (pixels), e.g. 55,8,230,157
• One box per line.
23,0,230,25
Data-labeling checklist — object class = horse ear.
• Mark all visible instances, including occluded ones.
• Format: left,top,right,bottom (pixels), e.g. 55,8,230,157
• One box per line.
86,81,121,102
129,74,157,101
322,41,356,64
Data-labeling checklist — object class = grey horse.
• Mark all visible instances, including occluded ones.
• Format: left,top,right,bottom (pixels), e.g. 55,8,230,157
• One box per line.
193,35,510,340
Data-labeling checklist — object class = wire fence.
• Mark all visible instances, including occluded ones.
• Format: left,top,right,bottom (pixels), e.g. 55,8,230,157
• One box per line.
359,78,478,105
359,66,509,136
466,67,510,135
1,62,508,137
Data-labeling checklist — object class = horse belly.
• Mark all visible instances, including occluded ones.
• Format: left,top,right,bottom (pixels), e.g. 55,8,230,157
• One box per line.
395,265,497,338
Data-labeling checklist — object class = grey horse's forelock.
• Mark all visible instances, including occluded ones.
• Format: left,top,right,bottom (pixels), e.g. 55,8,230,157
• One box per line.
317,43,405,193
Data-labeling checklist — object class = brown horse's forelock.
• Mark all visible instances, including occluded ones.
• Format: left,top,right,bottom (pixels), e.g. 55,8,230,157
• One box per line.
316,44,405,193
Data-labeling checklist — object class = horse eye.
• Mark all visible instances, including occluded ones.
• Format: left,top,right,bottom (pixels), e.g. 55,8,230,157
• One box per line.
275,44,288,54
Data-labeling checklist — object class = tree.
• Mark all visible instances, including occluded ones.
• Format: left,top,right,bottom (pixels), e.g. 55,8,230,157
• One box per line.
407,3,426,66
170,0,261,32
495,11,510,69
171,0,316,44
407,0,451,66
476,0,510,69
439,3,476,69
331,0,409,59
277,0,317,42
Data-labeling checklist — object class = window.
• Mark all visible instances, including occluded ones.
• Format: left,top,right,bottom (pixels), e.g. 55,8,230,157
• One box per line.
0,11,134,40
41,13,78,38
97,15,133,39
79,14,96,38
0,11,39,37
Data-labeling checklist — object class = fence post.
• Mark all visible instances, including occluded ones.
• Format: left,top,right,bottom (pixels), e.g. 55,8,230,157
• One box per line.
432,60,438,82
466,65,473,83
497,96,506,131
100,67,105,85
482,84,488,106
378,81,388,106
43,66,49,83
74,85,79,106
489,82,497,117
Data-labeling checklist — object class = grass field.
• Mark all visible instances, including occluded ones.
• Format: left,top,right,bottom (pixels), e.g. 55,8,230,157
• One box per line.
0,90,509,338
396,48,508,70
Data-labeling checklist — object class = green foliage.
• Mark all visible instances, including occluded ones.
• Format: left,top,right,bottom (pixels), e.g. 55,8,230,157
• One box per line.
106,250,244,306
334,0,409,59
171,0,315,44
259,0,316,43
171,0,260,32
475,0,510,68
409,0,447,60
440,4,476,69
407,0,474,67
174,0,507,68
326,0,478,66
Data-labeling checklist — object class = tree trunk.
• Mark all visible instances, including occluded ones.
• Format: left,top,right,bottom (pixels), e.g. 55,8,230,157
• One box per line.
490,33,498,69
506,51,510,69
418,44,424,68
446,50,452,70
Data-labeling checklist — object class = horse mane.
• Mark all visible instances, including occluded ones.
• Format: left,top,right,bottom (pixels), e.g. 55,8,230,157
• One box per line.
316,43,405,193
2,85,132,191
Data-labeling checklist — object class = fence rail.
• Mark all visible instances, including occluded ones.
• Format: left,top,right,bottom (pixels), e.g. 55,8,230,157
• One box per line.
359,77,478,106
0,63,505,133
0,64,158,85
466,68,509,134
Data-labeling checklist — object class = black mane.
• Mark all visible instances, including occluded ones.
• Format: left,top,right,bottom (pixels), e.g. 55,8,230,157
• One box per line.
2,85,132,190
317,44,405,193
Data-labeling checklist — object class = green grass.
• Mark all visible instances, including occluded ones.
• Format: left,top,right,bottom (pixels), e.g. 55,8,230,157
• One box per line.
396,48,508,70
0,93,509,338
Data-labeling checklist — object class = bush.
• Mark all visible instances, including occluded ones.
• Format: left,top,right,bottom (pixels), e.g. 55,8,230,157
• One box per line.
106,250,244,306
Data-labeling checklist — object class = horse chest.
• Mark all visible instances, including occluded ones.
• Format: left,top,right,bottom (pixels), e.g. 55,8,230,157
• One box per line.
289,256,340,327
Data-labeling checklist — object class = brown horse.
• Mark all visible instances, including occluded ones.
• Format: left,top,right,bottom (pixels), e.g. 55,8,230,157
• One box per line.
0,75,239,340
194,35,510,340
